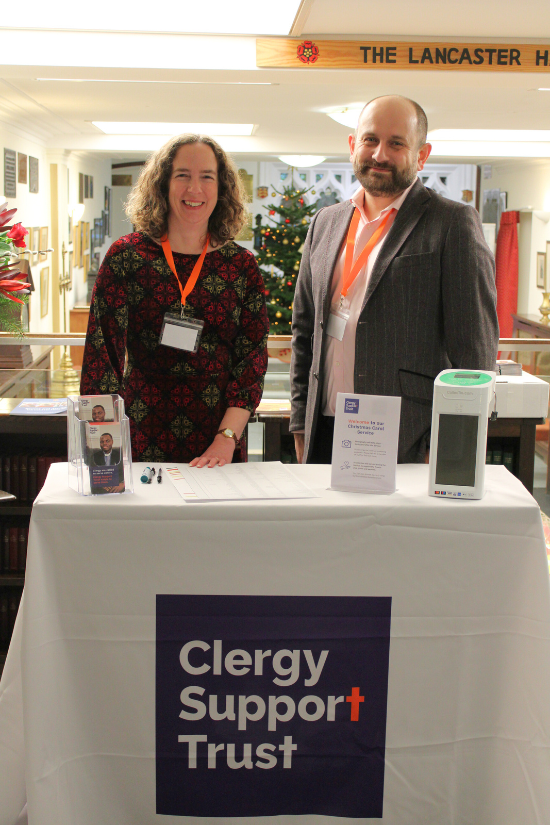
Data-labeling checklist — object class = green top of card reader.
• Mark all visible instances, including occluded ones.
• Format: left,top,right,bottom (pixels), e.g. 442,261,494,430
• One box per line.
439,371,493,387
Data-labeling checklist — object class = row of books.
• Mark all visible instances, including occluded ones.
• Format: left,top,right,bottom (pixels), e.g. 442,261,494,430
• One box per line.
486,446,514,470
0,455,64,502
0,589,22,646
0,524,28,574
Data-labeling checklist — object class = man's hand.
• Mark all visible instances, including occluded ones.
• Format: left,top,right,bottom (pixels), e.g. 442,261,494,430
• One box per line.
294,433,305,464
190,433,236,468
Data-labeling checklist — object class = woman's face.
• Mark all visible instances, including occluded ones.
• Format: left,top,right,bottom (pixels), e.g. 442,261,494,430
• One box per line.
168,143,219,233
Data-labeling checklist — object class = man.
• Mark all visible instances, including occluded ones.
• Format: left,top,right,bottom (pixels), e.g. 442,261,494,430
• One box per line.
92,433,121,466
290,95,498,464
91,404,106,422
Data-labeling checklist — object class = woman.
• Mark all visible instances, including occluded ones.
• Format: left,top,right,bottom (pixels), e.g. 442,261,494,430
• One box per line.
80,135,269,467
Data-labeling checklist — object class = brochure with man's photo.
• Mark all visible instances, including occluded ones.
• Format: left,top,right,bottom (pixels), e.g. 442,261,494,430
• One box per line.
86,422,125,494
79,395,115,423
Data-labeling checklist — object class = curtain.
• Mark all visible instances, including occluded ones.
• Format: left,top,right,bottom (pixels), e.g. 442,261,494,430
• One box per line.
494,210,520,340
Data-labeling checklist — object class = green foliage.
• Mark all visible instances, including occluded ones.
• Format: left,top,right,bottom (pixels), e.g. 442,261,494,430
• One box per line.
255,183,317,335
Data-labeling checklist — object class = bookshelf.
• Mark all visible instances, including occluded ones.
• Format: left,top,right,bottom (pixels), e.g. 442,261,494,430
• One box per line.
0,398,67,656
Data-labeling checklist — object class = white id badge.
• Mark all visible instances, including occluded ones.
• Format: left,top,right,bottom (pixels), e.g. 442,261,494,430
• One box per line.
160,313,204,353
326,307,350,341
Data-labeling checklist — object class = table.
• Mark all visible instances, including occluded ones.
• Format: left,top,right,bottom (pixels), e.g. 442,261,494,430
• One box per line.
256,408,544,493
510,313,550,374
1,462,550,824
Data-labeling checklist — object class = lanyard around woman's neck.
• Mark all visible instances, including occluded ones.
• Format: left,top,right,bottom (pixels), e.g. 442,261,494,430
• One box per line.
160,233,209,309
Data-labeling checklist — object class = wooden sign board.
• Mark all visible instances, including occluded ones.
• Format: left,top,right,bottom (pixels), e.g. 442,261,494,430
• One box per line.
257,39,550,72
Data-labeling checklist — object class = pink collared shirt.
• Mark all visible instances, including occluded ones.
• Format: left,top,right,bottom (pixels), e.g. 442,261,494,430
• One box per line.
321,182,415,416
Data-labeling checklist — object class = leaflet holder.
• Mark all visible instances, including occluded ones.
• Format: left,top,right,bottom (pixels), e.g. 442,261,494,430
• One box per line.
67,395,134,496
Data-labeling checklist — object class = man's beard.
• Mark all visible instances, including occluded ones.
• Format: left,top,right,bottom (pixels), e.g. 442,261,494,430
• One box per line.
353,157,417,197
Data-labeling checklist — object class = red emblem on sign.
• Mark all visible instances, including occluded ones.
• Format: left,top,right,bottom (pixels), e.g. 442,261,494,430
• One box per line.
297,40,319,64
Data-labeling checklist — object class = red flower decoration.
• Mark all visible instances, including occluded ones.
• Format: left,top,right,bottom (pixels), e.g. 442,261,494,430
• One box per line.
269,210,275,216
7,222,28,249
0,278,31,304
0,207,17,228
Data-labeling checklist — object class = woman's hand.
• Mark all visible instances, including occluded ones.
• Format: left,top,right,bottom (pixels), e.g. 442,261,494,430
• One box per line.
190,433,236,468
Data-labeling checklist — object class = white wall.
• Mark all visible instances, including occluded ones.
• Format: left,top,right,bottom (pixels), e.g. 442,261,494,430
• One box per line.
0,124,50,331
0,122,113,331
66,156,112,309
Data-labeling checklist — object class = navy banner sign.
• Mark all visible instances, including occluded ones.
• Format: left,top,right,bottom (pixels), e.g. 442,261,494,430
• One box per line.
156,595,392,818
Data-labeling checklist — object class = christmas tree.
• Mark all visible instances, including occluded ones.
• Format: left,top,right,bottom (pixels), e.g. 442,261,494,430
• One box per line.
255,182,317,334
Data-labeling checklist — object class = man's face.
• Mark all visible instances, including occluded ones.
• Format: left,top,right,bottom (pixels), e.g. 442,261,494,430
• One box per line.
92,405,105,422
100,434,113,453
349,98,431,198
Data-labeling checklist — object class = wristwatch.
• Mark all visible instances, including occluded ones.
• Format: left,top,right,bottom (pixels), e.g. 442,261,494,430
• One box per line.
216,427,240,446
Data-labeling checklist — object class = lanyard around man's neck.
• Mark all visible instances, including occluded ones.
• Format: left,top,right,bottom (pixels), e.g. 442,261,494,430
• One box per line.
340,207,396,302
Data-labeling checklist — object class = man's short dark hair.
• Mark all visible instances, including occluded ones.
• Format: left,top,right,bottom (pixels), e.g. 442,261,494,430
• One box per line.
102,433,113,440
360,95,428,148
93,404,105,412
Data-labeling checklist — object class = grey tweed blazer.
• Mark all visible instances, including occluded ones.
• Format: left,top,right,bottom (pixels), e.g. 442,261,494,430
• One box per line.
290,179,499,464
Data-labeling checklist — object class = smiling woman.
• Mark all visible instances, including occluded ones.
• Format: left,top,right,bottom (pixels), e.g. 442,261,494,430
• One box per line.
80,133,269,467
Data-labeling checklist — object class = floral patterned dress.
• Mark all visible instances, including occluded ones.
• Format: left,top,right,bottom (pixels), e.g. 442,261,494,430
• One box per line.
80,232,269,463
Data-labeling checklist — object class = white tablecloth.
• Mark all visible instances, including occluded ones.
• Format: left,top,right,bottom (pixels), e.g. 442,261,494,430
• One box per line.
1,462,550,824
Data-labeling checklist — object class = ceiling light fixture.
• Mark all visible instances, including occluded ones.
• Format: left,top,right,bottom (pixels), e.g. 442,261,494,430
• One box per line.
278,155,326,168
38,78,275,85
326,108,364,129
92,122,255,136
428,129,550,142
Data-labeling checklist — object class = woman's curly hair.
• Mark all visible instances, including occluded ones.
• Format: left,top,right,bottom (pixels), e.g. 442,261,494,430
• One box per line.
125,134,247,248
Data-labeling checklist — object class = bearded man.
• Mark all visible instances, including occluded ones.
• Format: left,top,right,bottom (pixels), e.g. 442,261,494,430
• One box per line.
290,95,498,464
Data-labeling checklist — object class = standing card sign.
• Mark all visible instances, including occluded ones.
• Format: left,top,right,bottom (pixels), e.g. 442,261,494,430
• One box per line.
331,392,401,494
4,149,16,198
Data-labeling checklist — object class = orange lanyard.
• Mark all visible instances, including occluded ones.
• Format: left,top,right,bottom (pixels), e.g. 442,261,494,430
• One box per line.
341,207,396,300
160,233,209,308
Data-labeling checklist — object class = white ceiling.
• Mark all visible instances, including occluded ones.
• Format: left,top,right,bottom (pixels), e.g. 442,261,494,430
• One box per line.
1,1,550,165
299,0,550,39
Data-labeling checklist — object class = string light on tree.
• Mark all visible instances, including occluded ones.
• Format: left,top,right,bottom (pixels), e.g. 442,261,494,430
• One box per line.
255,180,318,334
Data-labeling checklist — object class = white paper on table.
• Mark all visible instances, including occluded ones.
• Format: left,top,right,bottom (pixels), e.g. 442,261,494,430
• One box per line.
331,392,401,494
166,461,318,502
